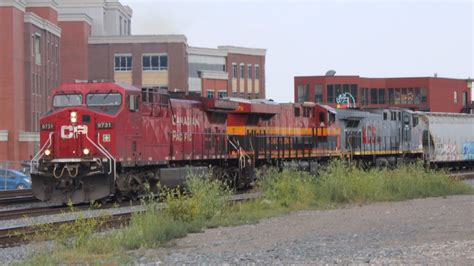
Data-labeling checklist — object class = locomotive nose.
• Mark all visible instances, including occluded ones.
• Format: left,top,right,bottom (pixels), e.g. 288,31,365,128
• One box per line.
54,108,95,158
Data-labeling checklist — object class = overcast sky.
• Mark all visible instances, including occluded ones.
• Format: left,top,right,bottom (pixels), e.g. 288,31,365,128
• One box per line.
121,0,474,102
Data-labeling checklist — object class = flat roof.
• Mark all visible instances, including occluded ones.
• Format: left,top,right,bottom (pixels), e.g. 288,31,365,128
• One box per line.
88,34,187,44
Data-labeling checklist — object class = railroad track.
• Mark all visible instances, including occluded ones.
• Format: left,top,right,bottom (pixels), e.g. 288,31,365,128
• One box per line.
0,200,142,221
0,212,132,248
449,170,474,179
0,192,260,248
0,189,37,206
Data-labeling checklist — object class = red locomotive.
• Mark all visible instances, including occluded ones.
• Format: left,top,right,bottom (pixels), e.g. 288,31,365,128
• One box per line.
31,82,340,204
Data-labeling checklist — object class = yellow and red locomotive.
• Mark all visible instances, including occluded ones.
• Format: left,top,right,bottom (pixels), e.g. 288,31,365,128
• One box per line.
31,82,340,204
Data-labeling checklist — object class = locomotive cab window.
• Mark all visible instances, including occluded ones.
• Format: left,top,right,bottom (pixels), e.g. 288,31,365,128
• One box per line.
318,112,325,125
53,94,82,108
294,107,300,117
346,119,360,128
86,93,122,115
128,95,140,112
412,116,419,127
403,114,410,124
328,112,336,126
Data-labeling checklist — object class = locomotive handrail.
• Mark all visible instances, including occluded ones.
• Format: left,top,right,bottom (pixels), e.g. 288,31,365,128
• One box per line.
97,133,117,181
84,133,116,180
30,132,54,174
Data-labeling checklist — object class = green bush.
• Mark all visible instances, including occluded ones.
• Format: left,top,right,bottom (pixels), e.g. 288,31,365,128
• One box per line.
259,167,317,208
164,173,231,223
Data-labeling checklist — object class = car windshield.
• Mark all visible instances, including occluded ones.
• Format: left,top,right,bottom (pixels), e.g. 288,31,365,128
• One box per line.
53,94,82,108
86,93,122,114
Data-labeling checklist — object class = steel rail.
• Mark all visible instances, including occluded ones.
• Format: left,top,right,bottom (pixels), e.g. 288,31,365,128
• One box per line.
0,192,260,248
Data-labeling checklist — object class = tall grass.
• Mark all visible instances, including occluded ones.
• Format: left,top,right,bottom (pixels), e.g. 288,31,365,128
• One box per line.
19,161,473,264
315,160,472,205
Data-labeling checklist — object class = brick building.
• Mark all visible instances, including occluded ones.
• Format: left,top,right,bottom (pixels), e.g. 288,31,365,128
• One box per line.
88,35,189,95
87,40,266,100
57,0,133,84
294,75,472,113
0,0,61,162
0,0,266,162
188,46,266,99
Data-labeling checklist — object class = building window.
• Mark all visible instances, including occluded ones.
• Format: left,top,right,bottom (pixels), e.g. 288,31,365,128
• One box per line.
218,91,227,98
232,64,237,78
378,89,385,104
34,34,41,65
394,88,400,104
255,65,260,80
315,84,323,103
327,85,334,103
143,54,168,71
370,88,378,104
414,88,421,104
335,84,342,102
240,64,244,79
232,92,237,97
114,55,132,71
254,92,259,98
406,88,414,104
401,88,407,104
297,84,309,103
342,84,350,94
388,88,394,104
31,36,34,57
240,92,245,98
247,64,252,79
454,91,458,103
350,84,358,103
420,88,427,103
119,16,122,35
207,91,214,98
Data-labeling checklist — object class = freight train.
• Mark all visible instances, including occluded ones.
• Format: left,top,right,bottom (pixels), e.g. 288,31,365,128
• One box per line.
30,82,474,204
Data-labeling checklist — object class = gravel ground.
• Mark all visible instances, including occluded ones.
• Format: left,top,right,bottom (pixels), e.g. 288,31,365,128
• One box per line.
155,194,474,265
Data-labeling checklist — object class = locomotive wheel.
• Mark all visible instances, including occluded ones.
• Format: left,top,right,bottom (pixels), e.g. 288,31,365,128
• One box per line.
220,168,239,190
114,191,124,203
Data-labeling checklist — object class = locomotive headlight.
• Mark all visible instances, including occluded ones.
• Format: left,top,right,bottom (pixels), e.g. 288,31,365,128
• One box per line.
83,148,90,155
70,112,77,123
44,149,51,156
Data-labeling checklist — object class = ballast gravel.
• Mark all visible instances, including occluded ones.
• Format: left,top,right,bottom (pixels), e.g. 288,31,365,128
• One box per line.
155,195,474,265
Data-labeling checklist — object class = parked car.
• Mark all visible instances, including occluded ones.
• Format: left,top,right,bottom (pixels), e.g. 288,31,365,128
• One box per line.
0,169,32,190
